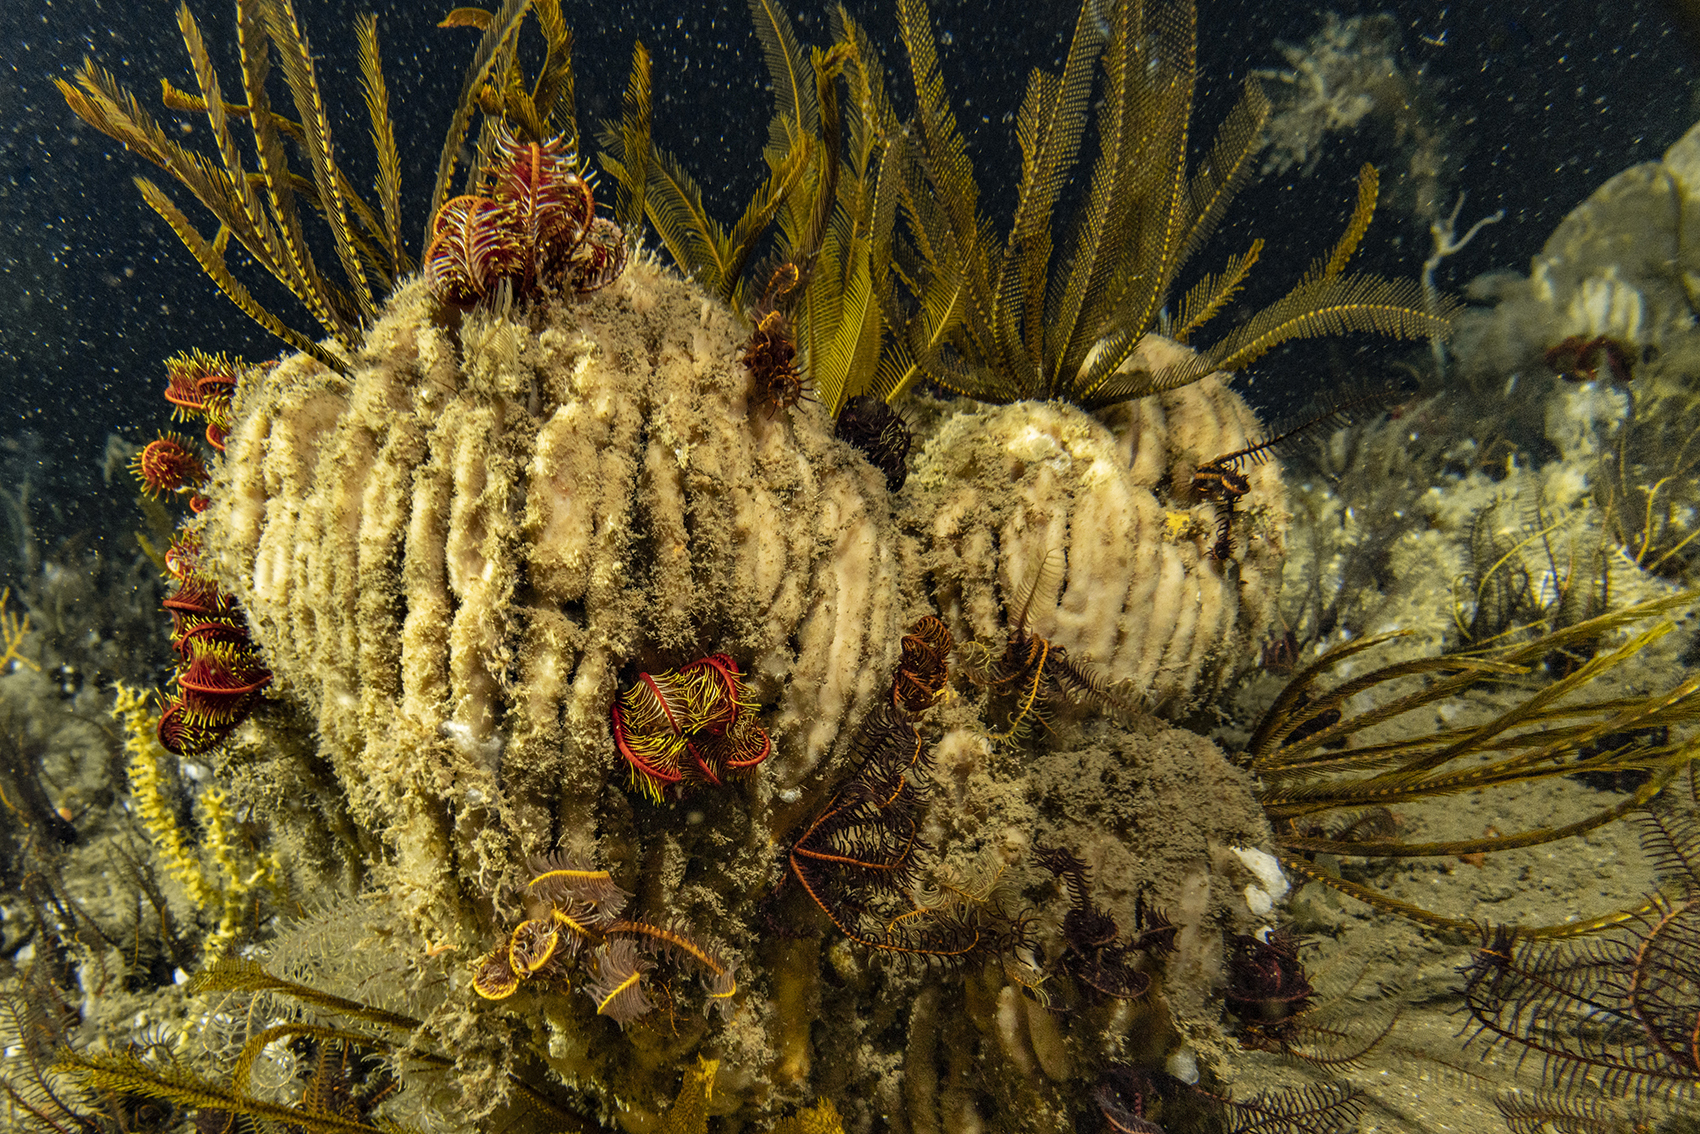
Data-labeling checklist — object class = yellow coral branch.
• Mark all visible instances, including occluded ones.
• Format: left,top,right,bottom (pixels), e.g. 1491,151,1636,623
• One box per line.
0,587,40,673
112,684,280,959
200,785,281,959
115,683,219,911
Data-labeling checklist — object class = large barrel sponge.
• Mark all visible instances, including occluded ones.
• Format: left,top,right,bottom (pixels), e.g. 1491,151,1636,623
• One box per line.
200,259,903,928
906,335,1287,712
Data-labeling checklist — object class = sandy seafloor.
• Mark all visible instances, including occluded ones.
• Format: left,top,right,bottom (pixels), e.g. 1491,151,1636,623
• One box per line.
1216,770,1685,1133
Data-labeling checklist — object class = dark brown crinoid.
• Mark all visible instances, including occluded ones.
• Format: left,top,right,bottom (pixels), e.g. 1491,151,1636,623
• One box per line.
741,308,804,417
740,259,808,419
786,702,1011,962
1223,928,1316,1048
835,395,913,491
1035,845,1173,1003
1091,1062,1365,1134
1221,926,1396,1068
892,615,954,713
1461,808,1700,1107
962,560,1135,743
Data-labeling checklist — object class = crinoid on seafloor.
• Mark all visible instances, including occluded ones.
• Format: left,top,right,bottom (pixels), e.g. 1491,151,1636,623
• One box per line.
1091,1061,1366,1134
1461,808,1700,1121
1034,845,1175,1005
1248,596,1700,934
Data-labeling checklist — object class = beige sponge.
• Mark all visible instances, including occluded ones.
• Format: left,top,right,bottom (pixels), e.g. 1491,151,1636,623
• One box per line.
905,335,1287,712
202,259,903,927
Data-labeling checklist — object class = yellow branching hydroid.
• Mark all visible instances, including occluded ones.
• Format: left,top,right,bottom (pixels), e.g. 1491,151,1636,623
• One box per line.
112,684,280,958
0,588,37,673
115,683,218,911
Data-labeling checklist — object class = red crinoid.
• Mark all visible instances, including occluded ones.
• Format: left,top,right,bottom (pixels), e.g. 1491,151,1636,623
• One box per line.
162,530,205,583
424,193,518,306
174,639,272,715
162,350,240,452
610,653,770,800
1544,333,1637,384
157,615,272,755
157,636,271,756
424,129,626,307
154,547,271,757
131,433,207,498
162,577,242,648
489,131,596,290
564,217,628,295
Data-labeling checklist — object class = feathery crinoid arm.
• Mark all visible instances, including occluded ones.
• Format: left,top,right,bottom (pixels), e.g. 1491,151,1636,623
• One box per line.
60,0,474,367
607,41,652,248
355,13,407,278
425,0,531,248
895,0,1000,384
1082,163,1459,408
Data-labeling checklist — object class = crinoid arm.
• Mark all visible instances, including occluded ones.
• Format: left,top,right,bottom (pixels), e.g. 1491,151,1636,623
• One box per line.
584,937,655,1027
605,918,737,1007
1249,595,1700,933
526,855,632,926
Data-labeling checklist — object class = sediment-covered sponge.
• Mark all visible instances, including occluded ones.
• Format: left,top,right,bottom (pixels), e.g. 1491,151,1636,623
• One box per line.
1454,113,1700,377
200,258,902,927
905,335,1287,712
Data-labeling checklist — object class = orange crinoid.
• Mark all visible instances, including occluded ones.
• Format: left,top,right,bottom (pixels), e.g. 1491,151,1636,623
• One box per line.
472,857,735,1027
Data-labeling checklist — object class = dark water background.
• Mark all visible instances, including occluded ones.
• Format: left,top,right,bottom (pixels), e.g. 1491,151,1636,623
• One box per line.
0,0,1693,547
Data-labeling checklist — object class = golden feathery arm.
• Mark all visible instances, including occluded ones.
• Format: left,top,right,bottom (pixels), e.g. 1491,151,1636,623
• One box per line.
895,0,999,372
56,58,349,352
1074,0,1200,404
612,41,652,247
261,0,376,325
998,0,1104,393
1045,0,1135,386
424,0,531,249
531,0,578,144
136,178,349,374
233,0,347,341
175,4,301,313
749,0,819,152
355,12,408,277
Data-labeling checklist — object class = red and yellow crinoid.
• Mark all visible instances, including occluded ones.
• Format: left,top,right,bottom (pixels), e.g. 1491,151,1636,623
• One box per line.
162,349,241,452
131,433,208,499
610,654,771,801
423,127,624,306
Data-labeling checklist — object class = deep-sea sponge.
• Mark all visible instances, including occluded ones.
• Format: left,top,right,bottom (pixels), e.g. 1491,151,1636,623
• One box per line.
200,259,905,930
906,336,1286,713
1454,114,1700,377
